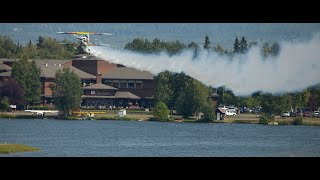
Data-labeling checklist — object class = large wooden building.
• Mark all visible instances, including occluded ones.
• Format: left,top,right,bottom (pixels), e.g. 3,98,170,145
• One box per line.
0,55,155,108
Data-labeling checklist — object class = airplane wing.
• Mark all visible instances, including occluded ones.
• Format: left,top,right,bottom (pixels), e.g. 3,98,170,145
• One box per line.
25,110,58,113
25,110,58,116
89,32,112,36
57,32,112,35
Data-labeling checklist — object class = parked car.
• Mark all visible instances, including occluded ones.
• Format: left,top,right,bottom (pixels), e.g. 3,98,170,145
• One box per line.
313,111,319,117
290,112,297,117
225,110,236,116
281,112,290,117
253,108,261,114
303,111,312,117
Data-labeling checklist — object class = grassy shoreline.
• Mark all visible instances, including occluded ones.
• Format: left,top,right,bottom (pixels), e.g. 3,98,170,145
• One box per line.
0,144,39,154
1,111,319,126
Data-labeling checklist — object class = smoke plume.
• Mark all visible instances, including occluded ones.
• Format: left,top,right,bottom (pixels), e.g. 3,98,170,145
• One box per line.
91,34,320,96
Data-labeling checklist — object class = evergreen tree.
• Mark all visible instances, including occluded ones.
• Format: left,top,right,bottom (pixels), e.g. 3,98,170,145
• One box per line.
36,36,44,49
233,37,240,54
188,42,199,59
262,42,270,58
203,35,210,50
27,60,42,104
28,39,32,48
270,42,280,57
239,36,248,54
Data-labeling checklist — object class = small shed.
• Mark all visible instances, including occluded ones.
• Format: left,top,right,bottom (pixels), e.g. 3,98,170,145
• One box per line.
118,109,127,117
216,107,226,120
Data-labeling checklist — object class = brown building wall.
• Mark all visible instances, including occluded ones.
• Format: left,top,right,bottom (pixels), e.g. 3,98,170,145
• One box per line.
72,60,98,75
72,60,117,76
43,80,55,96
114,79,154,98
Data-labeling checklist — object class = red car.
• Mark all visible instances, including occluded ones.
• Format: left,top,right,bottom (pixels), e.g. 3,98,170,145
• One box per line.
303,111,312,117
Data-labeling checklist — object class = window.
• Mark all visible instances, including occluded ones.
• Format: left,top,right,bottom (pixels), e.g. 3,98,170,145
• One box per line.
113,80,119,88
120,80,127,88
82,80,91,86
128,80,135,88
103,80,112,86
136,80,143,88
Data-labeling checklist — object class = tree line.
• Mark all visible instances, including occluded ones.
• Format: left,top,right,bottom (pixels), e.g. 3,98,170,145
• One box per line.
1,34,319,120
124,36,281,58
154,71,215,122
124,36,319,119
0,35,78,60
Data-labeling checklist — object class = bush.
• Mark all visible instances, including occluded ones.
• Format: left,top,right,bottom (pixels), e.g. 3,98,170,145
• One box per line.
153,102,170,121
200,104,215,122
293,117,303,125
259,113,274,125
0,97,10,111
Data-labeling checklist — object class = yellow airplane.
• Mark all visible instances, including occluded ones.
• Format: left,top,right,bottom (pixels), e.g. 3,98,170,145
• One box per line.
57,31,111,54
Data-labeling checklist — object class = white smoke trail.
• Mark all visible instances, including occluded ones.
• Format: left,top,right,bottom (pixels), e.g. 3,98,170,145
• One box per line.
90,34,320,96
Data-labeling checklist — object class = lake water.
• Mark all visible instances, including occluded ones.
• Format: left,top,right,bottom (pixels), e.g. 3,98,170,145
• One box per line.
1,118,320,157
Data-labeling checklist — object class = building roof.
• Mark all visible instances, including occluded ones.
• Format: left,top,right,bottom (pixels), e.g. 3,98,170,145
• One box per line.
115,91,141,99
83,83,118,90
103,67,154,80
82,91,141,99
0,71,12,77
0,58,70,66
211,93,220,98
39,64,96,79
82,95,115,99
0,63,12,71
72,54,104,61
0,58,17,63
34,59,70,67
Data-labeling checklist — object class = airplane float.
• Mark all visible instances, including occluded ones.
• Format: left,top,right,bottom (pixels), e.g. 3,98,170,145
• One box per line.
25,110,59,116
72,111,107,120
57,31,112,54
